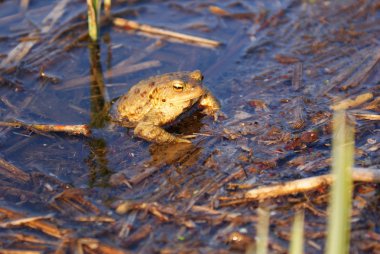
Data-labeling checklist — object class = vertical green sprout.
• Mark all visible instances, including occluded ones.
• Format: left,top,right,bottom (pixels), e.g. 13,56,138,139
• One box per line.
255,206,270,254
87,0,101,41
289,210,304,254
104,0,111,17
325,110,354,254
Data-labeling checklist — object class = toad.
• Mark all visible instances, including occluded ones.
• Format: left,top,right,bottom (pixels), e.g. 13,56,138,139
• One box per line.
111,70,220,143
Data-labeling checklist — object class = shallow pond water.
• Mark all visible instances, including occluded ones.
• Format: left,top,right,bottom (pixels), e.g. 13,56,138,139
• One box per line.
0,0,379,253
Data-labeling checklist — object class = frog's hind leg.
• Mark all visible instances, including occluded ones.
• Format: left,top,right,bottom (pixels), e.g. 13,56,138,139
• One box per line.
134,122,191,144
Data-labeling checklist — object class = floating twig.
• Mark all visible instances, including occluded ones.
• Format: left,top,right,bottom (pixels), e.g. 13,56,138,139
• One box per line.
122,224,152,247
0,249,42,254
330,92,373,110
74,216,115,223
275,54,300,64
0,207,64,238
50,188,100,215
0,121,91,136
352,112,380,121
0,214,54,227
0,157,31,183
113,17,221,48
219,167,380,203
208,5,230,16
76,238,130,254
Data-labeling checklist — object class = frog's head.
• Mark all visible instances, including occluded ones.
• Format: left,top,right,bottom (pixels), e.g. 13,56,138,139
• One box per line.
156,70,205,104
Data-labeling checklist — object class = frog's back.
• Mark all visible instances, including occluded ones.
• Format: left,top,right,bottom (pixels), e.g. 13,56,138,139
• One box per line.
111,77,155,124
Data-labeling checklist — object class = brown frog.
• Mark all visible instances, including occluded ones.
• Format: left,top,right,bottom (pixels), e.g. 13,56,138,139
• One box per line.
111,70,220,143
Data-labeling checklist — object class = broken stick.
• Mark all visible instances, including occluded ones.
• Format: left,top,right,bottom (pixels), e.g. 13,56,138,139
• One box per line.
221,167,380,202
0,121,91,136
113,17,221,48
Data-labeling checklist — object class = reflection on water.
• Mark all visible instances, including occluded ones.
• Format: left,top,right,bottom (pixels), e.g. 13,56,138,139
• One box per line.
87,41,112,187
88,42,110,129
149,142,199,167
148,111,206,170
108,111,207,187
86,138,110,187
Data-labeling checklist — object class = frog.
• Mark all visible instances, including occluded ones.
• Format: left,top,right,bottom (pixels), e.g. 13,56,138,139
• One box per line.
111,70,221,144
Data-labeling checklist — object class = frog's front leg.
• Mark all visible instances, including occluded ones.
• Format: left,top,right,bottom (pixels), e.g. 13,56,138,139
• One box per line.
134,122,191,144
199,90,221,121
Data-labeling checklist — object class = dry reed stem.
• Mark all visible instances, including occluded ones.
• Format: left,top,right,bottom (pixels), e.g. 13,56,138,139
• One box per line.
0,0,70,68
74,216,115,223
0,214,54,227
331,92,373,110
122,224,152,247
219,167,380,203
50,188,100,214
113,17,221,48
0,207,65,238
0,121,91,136
7,233,57,245
77,238,130,254
0,250,42,254
352,113,380,121
0,157,30,183
243,167,380,200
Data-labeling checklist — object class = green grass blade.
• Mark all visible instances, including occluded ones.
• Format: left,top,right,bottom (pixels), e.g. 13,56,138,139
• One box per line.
87,0,101,41
325,110,354,254
289,210,304,254
254,206,270,254
104,0,111,17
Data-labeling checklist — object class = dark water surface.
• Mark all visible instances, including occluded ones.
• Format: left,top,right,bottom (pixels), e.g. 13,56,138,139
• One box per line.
0,0,379,253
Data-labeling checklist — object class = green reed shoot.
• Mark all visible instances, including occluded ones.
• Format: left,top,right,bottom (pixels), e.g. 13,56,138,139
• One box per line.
289,210,304,254
325,110,354,254
254,206,270,254
87,0,101,41
104,0,111,17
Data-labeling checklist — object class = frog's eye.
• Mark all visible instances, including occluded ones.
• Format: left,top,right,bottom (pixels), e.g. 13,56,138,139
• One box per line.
172,80,185,91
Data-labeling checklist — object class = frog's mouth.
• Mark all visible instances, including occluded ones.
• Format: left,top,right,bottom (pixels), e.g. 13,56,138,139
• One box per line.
167,95,201,103
166,87,205,103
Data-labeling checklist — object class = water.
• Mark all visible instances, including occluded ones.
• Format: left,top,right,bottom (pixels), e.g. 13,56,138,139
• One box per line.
0,0,379,252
